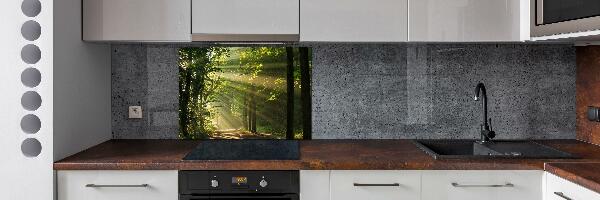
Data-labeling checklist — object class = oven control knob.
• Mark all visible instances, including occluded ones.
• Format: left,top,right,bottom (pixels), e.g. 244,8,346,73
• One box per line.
259,179,268,188
210,179,219,188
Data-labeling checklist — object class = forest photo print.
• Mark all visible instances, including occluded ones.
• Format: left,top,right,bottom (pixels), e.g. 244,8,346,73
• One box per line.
178,47,312,140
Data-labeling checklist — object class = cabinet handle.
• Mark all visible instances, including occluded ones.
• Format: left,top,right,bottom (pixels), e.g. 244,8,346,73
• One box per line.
553,192,573,200
353,183,400,187
85,184,149,188
451,182,514,188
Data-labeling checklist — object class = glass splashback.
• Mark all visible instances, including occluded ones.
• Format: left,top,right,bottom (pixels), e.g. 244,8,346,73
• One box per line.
178,47,312,140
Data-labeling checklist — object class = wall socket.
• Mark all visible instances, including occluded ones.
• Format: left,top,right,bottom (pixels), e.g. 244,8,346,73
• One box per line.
128,106,143,119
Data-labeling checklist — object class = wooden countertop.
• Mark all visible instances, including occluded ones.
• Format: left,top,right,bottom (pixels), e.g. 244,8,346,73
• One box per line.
545,162,600,194
54,139,600,170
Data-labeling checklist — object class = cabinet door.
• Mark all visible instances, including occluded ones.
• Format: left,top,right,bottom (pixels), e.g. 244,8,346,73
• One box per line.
300,170,330,200
191,0,299,41
57,170,178,200
409,0,529,42
300,0,408,42
546,172,600,200
82,0,191,41
422,170,543,200
330,170,420,200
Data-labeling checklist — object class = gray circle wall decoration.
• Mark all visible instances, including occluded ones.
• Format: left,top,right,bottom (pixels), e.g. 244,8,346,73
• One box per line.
21,20,41,41
21,138,42,157
21,0,41,17
21,68,41,88
21,44,41,64
20,114,41,134
21,91,42,111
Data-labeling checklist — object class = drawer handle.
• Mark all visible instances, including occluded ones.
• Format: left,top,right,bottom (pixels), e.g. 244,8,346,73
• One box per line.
553,192,573,200
85,184,149,188
451,182,514,188
353,183,400,187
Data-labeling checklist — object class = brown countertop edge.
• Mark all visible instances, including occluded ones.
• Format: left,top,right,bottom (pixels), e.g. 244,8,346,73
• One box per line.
54,139,600,191
545,162,600,194
54,139,600,170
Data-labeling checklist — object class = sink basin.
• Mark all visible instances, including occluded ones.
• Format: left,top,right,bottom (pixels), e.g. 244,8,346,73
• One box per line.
413,140,576,160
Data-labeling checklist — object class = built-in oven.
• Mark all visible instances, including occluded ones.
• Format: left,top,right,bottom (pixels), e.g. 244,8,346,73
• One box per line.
532,0,600,37
179,171,299,200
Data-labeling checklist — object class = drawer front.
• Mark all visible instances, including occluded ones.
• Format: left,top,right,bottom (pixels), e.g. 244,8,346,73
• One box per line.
546,172,600,200
422,170,543,200
57,170,178,200
330,170,421,200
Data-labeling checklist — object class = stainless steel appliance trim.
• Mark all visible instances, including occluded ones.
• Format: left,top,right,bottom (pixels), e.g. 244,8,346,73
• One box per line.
536,0,543,25
553,192,573,200
85,184,149,188
451,182,514,188
180,194,299,200
191,34,299,42
531,0,600,37
353,183,401,187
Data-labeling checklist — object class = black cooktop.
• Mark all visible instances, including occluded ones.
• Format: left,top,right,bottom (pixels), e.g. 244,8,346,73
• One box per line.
183,140,300,160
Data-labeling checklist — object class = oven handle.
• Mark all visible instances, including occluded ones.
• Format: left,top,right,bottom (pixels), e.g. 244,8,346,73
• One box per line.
180,194,299,200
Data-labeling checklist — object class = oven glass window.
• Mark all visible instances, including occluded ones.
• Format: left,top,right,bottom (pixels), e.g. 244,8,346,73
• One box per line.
540,0,600,24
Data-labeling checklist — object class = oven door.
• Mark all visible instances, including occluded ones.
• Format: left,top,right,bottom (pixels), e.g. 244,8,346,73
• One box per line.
180,194,299,200
533,0,600,37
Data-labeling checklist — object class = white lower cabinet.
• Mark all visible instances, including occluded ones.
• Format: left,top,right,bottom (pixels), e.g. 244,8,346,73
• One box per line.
330,170,421,200
300,171,331,200
422,170,543,200
57,170,178,200
545,172,600,200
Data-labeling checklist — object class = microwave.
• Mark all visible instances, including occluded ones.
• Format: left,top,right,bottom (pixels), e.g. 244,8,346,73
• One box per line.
532,0,600,37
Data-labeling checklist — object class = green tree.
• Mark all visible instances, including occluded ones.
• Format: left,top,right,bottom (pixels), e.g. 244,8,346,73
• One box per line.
178,47,229,139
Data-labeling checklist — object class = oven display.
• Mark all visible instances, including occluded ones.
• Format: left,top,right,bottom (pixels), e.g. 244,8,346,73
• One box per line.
232,176,248,185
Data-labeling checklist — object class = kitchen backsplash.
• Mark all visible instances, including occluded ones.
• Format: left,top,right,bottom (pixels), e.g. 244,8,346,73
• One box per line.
112,44,576,139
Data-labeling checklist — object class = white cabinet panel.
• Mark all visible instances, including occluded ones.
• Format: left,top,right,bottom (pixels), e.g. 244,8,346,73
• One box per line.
545,172,600,200
422,170,543,200
409,0,529,42
300,0,408,42
192,0,299,40
83,0,191,41
57,170,178,200
300,170,330,200
330,170,420,200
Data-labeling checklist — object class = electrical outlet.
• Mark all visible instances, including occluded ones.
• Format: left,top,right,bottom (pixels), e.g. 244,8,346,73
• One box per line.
128,106,143,119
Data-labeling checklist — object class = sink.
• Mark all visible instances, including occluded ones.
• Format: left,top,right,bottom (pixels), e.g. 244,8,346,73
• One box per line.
413,140,577,160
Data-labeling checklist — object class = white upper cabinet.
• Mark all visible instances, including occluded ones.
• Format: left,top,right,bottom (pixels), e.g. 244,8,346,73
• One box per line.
82,0,191,41
409,0,530,42
191,0,299,41
300,0,408,42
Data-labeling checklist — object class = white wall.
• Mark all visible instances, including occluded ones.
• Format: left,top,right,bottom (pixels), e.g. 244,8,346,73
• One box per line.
0,0,54,199
53,0,111,161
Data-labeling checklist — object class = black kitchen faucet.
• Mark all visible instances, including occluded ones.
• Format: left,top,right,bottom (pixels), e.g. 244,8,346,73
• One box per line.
474,82,495,143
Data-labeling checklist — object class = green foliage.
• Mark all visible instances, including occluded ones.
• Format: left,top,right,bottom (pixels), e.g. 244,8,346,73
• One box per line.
178,47,309,140
178,47,230,139
238,47,287,102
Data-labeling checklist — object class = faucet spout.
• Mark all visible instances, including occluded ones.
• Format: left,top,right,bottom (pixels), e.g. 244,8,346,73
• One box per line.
474,83,495,142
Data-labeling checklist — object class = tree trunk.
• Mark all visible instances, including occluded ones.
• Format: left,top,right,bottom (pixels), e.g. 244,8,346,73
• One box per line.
249,85,257,133
299,47,312,140
285,47,295,139
179,68,193,138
